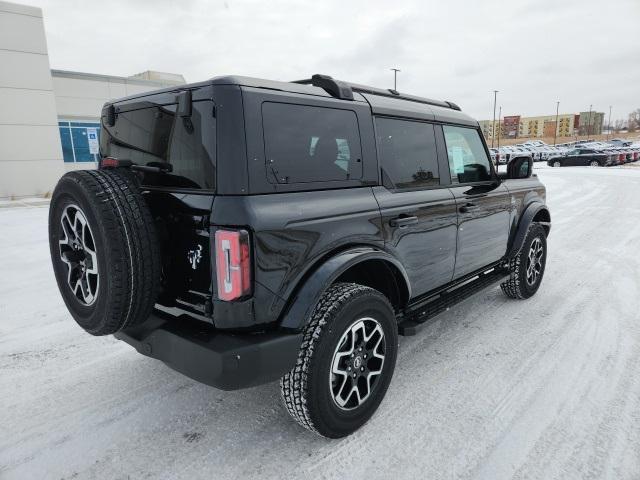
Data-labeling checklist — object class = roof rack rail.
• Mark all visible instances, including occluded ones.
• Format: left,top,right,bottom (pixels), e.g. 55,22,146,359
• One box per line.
291,74,354,101
291,74,461,111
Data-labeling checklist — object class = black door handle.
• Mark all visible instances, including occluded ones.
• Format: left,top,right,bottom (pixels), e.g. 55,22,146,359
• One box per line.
459,202,479,213
389,215,418,227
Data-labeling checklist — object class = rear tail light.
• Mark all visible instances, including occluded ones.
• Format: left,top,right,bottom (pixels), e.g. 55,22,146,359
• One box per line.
215,229,251,301
100,156,120,168
99,157,133,169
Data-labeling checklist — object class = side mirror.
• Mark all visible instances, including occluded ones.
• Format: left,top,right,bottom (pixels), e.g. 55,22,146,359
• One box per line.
507,155,533,179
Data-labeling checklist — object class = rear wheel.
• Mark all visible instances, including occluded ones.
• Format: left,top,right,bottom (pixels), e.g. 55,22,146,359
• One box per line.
553,160,561,168
49,169,161,335
280,283,398,438
589,160,600,167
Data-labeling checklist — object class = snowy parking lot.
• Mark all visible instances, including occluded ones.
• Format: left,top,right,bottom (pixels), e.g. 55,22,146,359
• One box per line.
1,165,640,480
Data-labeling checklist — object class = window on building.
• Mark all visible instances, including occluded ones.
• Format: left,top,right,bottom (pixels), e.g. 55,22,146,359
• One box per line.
58,121,102,163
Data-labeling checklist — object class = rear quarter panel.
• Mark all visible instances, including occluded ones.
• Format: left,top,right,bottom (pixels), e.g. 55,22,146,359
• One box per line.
211,188,384,325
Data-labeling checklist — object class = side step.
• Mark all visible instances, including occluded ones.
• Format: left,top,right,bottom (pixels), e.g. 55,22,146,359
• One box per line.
397,267,510,336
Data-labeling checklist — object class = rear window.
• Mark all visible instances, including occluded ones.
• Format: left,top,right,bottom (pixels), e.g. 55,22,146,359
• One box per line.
262,102,362,184
101,99,215,190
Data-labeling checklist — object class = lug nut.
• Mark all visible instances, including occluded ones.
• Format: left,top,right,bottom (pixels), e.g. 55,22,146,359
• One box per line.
347,366,351,371
353,373,356,378
360,367,364,372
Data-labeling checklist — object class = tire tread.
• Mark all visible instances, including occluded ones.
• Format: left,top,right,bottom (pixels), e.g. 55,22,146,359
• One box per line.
280,282,387,435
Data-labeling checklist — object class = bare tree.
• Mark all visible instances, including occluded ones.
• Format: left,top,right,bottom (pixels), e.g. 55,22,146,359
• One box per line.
614,119,626,133
628,109,640,132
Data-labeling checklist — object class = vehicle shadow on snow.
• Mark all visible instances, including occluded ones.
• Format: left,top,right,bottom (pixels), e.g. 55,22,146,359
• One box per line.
76,286,521,479
117,291,510,445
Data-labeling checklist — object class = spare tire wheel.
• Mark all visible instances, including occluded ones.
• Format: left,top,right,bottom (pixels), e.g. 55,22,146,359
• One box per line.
48,169,161,335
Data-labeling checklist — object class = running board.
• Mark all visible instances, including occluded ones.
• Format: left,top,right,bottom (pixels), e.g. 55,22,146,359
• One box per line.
397,267,510,336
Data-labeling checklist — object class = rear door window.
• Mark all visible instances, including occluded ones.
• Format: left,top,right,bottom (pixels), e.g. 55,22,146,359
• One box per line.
442,125,493,183
375,117,440,189
262,102,362,184
101,99,216,190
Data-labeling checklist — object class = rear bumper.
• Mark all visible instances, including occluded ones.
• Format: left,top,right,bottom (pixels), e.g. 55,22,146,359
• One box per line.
114,310,302,391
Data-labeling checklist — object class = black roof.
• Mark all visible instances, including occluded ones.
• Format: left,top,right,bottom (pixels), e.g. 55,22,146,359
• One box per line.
106,74,478,127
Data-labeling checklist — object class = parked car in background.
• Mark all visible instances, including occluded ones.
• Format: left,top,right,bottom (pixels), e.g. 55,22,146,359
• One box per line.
547,148,611,167
609,138,633,147
499,145,530,163
517,145,543,161
489,148,505,164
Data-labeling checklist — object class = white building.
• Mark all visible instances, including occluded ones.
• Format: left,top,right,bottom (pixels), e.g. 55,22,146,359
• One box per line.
0,0,185,198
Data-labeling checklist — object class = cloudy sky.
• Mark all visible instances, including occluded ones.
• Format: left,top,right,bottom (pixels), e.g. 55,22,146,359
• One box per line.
24,0,640,121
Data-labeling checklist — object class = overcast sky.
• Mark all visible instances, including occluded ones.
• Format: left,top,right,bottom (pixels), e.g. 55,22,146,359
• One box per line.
24,0,640,121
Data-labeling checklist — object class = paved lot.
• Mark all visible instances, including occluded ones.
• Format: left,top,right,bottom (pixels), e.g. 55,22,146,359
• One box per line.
1,166,639,479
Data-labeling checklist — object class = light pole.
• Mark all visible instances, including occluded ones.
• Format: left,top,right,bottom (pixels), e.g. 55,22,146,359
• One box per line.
554,101,560,145
491,90,498,148
497,105,502,150
607,105,612,141
390,68,400,91
587,104,593,140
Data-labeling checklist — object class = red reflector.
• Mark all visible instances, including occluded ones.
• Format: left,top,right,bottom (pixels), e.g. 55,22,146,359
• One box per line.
215,229,251,301
100,157,119,168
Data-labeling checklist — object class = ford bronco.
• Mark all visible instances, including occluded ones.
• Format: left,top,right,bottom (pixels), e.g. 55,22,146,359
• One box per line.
48,74,550,438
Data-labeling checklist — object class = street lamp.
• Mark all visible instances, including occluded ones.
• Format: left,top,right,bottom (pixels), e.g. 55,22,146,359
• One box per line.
497,105,502,150
607,105,612,141
554,101,560,146
491,90,498,148
390,68,400,91
587,104,593,140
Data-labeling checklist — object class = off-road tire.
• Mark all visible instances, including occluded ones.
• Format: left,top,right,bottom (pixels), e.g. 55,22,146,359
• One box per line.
280,283,398,438
49,169,161,335
501,223,547,299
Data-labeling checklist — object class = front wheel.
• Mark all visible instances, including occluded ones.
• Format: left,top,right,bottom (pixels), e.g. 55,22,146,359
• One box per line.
280,283,398,438
552,160,561,168
589,160,600,167
501,223,547,299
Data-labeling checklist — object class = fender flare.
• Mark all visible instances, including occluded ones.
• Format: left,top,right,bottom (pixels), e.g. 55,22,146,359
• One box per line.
507,202,551,258
278,247,411,331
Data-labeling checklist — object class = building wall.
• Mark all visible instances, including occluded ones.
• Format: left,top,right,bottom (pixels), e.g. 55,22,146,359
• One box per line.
481,113,578,141
0,0,64,198
578,111,604,136
53,70,184,121
0,0,186,198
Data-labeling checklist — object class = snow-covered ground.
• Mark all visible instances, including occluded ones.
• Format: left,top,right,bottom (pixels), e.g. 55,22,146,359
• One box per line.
1,166,640,480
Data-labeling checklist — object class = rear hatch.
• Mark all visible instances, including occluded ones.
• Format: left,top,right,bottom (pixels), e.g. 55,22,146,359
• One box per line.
100,87,217,321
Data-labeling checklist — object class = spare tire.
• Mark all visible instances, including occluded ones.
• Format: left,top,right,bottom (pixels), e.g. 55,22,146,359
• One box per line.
49,169,161,335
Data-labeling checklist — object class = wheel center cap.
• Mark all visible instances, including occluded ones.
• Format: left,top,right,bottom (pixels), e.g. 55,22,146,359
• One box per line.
353,356,362,369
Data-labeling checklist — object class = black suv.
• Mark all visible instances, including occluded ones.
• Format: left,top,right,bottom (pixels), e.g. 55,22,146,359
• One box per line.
48,74,551,438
